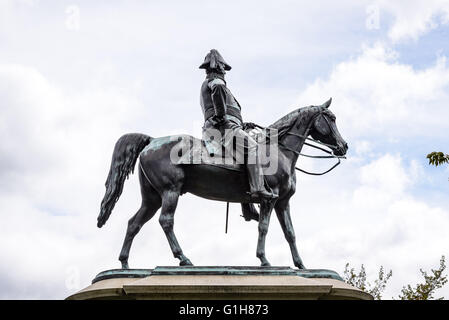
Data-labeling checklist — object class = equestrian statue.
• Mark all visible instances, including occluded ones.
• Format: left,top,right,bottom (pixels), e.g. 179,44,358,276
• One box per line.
97,49,348,269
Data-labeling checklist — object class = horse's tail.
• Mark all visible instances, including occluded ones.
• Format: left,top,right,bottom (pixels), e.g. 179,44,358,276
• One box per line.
97,133,152,228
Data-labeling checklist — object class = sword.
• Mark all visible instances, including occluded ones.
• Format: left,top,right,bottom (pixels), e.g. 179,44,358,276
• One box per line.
225,202,229,234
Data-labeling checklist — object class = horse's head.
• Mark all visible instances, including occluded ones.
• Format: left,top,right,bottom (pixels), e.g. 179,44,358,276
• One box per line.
309,98,348,156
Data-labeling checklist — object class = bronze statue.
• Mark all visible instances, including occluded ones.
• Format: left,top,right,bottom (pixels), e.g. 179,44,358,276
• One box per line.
97,49,348,269
199,49,277,202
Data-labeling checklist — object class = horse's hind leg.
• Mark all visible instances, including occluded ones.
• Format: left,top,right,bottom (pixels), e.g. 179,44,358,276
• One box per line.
159,190,193,266
118,173,161,269
118,201,160,269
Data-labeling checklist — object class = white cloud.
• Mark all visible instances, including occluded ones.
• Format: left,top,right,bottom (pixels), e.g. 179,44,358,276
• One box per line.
359,154,411,195
376,0,449,42
288,41,449,298
0,63,149,298
1,1,449,300
296,42,449,140
354,140,373,156
288,153,449,299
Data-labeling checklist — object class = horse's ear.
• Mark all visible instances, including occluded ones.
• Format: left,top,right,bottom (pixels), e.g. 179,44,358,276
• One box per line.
323,97,332,108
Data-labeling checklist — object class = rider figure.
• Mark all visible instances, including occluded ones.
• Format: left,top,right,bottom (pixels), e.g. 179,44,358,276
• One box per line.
199,49,277,201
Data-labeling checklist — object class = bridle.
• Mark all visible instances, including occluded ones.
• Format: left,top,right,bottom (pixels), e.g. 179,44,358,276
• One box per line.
234,109,345,231
257,109,346,176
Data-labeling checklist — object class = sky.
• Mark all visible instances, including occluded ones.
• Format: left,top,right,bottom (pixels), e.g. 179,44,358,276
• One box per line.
0,0,448,299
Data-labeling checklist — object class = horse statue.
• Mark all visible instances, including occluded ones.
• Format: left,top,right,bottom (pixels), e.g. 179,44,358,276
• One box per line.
97,98,348,269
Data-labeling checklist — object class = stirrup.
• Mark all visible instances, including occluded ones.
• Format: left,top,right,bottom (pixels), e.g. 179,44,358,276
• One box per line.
247,190,278,201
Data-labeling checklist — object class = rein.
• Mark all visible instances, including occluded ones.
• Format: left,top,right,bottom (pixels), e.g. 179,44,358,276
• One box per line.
253,113,346,176
281,132,345,176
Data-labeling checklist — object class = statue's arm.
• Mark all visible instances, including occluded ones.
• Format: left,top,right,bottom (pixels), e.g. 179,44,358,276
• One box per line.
208,79,227,119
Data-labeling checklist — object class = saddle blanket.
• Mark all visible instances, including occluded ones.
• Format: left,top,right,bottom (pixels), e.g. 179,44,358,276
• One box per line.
174,128,274,171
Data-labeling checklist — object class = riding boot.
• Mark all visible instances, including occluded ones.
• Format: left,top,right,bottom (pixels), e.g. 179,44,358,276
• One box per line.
246,152,278,201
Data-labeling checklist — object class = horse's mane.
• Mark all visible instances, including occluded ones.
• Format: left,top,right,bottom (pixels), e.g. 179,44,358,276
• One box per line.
269,105,321,139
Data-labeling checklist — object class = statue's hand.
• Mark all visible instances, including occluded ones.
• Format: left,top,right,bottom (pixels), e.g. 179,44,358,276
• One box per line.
211,115,228,127
213,115,225,124
243,122,257,130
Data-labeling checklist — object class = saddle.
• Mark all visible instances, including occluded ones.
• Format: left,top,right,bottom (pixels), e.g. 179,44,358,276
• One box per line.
175,128,273,172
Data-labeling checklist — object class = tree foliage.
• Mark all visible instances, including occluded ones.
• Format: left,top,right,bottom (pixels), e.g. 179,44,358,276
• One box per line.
343,263,392,300
398,256,447,300
344,256,447,300
427,152,449,167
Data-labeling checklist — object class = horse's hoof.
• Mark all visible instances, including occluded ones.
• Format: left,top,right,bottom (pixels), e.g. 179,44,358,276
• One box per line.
121,262,129,269
261,261,271,267
180,259,193,266
295,262,306,269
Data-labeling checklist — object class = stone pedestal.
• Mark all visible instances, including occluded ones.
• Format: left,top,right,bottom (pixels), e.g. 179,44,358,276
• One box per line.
66,266,372,300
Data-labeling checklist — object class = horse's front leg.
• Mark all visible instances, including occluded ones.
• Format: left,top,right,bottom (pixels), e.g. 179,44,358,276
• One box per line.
256,200,275,266
274,199,305,269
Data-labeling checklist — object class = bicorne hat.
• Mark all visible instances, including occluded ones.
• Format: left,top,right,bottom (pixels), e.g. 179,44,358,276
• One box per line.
199,49,232,72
